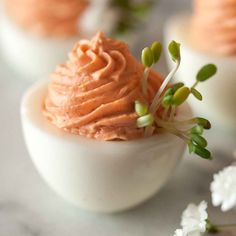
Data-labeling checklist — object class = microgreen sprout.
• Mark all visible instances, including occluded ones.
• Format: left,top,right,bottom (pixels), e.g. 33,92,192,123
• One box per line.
191,88,202,101
135,40,217,160
151,41,162,63
135,101,154,128
168,40,181,62
135,100,148,116
149,40,181,114
192,64,217,89
141,41,162,97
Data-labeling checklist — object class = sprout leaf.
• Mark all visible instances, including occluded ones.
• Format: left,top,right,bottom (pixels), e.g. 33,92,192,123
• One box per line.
191,88,203,101
196,64,217,82
141,47,153,67
172,86,190,106
151,41,162,63
168,40,181,62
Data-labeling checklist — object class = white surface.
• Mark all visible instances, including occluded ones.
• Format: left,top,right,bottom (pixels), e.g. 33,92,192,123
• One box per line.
0,0,236,235
21,81,188,212
164,14,236,131
0,12,79,81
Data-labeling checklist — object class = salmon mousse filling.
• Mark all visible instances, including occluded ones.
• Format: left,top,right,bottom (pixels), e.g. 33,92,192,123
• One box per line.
43,32,163,140
5,0,88,38
191,0,236,56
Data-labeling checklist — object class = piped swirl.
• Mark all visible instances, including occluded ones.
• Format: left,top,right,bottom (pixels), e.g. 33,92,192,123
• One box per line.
43,32,163,140
191,0,236,56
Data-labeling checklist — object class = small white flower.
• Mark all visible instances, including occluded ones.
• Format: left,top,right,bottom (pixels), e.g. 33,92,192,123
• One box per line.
210,165,236,211
181,201,208,235
174,229,186,236
174,228,201,236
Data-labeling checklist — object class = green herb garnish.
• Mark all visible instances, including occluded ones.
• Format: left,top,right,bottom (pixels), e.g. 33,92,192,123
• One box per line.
140,41,162,97
135,40,217,160
111,0,153,36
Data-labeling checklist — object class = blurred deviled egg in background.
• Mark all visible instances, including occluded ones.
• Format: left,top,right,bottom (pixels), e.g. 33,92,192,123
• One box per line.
0,0,88,80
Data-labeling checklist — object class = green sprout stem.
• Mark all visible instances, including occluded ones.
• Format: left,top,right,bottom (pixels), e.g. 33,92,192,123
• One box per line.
192,81,199,89
215,224,236,231
149,59,181,114
206,220,219,234
206,220,236,234
142,67,151,97
154,117,189,138
156,117,199,129
155,122,190,143
144,105,176,138
154,116,206,146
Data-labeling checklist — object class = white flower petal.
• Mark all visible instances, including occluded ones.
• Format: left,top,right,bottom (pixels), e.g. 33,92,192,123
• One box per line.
174,229,187,236
181,201,208,234
212,193,222,207
221,195,236,211
210,165,236,212
188,231,202,236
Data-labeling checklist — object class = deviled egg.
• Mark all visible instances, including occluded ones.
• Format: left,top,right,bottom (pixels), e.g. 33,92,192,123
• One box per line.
0,0,88,80
21,32,213,213
164,0,236,131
